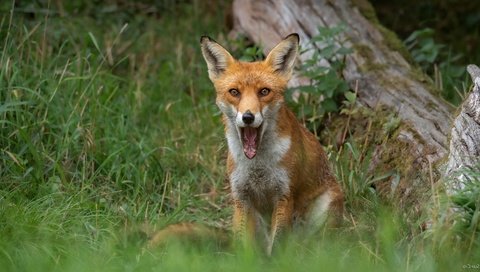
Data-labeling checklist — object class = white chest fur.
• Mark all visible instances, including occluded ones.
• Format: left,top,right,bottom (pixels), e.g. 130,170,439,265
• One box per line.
225,122,291,213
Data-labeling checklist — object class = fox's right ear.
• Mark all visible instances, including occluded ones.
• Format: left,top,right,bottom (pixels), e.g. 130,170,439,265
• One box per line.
200,36,235,81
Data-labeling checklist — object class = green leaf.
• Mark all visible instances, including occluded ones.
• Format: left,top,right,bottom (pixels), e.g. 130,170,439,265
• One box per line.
404,28,434,44
295,85,318,94
321,98,338,113
300,67,330,79
337,47,353,55
244,47,256,55
317,72,341,91
345,91,356,104
239,56,253,62
303,105,314,116
338,81,350,93
320,45,336,59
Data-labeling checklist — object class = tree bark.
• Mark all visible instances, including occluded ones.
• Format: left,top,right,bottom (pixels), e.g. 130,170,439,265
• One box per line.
445,65,480,193
231,0,453,168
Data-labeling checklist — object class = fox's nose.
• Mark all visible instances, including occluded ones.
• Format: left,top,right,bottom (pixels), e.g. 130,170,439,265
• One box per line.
242,111,255,125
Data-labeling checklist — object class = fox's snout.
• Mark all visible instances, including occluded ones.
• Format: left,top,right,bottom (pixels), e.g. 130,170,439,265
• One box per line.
242,111,255,125
235,110,263,128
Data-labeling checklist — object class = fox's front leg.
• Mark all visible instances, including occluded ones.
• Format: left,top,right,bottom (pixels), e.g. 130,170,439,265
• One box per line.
267,197,293,256
232,199,256,248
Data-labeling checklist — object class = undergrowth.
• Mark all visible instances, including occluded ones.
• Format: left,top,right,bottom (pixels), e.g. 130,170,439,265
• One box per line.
404,27,471,105
287,24,353,135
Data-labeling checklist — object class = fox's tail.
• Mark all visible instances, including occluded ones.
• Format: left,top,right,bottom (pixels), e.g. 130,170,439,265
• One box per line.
147,222,230,249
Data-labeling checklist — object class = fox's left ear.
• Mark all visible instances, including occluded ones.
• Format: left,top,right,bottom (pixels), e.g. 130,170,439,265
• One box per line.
265,33,299,79
200,36,235,81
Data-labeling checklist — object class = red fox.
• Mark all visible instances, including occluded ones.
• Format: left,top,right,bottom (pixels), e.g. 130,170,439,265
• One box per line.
198,33,344,255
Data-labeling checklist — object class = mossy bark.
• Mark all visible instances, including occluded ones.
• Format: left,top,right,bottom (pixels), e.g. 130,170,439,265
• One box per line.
320,107,436,217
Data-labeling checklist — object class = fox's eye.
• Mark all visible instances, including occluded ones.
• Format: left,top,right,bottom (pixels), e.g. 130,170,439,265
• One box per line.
259,88,270,96
229,89,240,97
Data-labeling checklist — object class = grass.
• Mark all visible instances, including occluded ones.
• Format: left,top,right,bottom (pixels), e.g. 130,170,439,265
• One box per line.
0,0,479,271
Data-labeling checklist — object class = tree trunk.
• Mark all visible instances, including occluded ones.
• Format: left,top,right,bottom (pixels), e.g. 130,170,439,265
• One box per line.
444,65,480,193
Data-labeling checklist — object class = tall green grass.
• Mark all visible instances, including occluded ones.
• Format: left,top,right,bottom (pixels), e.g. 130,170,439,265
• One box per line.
1,1,230,269
0,0,230,219
1,1,479,271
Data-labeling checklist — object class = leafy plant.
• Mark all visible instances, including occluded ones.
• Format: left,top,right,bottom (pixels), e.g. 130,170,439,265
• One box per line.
229,34,265,62
404,28,468,105
239,45,264,62
288,24,354,133
404,28,444,69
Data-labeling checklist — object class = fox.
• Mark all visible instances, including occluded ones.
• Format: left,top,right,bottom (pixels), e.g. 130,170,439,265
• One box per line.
197,33,344,255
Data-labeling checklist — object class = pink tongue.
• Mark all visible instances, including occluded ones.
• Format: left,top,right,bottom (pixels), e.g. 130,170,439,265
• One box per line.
243,127,258,159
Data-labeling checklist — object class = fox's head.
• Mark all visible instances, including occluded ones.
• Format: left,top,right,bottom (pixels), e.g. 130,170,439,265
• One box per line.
200,34,299,159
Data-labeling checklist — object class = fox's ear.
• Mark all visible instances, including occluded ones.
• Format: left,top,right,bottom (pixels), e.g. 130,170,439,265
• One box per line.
265,33,299,78
200,36,235,81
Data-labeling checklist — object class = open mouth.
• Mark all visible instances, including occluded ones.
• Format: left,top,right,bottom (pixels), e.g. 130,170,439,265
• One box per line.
241,125,262,159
